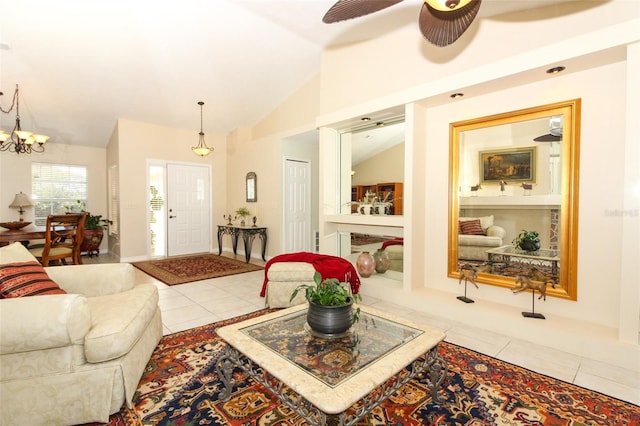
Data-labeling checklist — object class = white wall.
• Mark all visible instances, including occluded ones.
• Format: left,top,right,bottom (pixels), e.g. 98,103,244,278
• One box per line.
315,2,639,369
0,142,108,252
111,119,226,261
352,143,404,186
423,63,626,325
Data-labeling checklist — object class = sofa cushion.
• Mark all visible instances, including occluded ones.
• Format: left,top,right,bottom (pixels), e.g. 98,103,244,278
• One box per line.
0,261,67,298
460,215,494,232
0,242,39,264
458,234,503,247
84,284,159,363
459,219,485,235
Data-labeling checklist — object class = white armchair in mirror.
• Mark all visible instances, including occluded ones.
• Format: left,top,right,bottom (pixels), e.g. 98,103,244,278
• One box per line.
458,215,506,261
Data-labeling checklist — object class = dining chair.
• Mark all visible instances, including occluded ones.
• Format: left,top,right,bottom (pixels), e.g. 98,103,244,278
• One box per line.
29,213,87,266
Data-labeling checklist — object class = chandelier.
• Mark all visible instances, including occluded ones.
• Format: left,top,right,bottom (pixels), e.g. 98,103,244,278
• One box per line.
0,84,50,154
192,101,212,157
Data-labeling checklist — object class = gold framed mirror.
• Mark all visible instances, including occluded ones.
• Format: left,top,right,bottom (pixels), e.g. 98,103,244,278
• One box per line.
448,99,581,300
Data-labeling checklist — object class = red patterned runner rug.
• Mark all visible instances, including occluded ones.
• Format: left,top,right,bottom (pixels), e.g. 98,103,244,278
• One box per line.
132,254,263,286
83,309,639,425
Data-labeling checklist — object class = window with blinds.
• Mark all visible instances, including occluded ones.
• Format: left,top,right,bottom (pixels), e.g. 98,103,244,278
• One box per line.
31,163,88,225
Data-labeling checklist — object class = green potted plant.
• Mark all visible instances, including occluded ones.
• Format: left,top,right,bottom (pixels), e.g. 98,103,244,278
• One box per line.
512,229,541,252
290,271,361,335
235,206,251,226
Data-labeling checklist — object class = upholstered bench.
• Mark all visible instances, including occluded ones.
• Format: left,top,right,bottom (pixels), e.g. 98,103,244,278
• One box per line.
385,245,404,272
260,252,361,308
264,261,315,308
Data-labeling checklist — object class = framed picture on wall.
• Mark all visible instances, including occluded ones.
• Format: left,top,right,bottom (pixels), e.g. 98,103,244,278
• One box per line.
479,147,536,184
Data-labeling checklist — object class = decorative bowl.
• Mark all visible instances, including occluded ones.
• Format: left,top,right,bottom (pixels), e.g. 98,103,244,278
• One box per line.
0,221,32,231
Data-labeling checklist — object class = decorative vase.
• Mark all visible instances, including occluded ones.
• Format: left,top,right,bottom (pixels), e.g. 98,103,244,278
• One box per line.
240,219,246,227
356,251,375,278
307,299,354,335
359,204,372,215
373,248,391,274
519,239,541,251
80,229,104,257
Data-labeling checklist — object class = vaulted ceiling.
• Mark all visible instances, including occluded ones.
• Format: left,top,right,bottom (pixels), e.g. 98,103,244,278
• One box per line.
1,0,572,148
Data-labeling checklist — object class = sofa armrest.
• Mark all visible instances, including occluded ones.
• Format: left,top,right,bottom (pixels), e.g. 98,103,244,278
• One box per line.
0,294,90,354
486,225,506,239
45,263,136,296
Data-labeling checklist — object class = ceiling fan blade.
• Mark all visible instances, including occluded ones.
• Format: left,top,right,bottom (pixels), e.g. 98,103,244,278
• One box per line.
534,134,562,142
323,0,405,23
418,0,482,47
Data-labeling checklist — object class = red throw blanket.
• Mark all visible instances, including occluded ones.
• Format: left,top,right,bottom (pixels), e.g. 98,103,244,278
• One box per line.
260,252,361,297
381,238,404,249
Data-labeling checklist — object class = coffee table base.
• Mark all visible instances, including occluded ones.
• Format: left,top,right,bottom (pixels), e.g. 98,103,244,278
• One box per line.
214,344,447,426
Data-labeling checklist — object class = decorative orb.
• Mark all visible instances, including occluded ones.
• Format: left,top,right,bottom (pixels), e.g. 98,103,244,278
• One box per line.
373,249,391,274
356,251,376,278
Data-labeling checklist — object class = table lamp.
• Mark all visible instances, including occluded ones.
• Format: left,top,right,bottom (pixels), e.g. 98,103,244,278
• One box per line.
9,192,34,222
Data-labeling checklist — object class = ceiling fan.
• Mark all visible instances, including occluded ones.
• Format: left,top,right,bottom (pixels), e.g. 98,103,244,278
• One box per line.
323,0,482,47
534,116,563,142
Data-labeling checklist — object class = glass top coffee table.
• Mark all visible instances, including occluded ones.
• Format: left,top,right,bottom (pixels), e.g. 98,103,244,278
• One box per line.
486,244,560,283
215,304,447,426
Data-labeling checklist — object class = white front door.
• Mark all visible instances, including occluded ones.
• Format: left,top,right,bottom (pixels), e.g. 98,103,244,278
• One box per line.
167,164,211,256
284,158,311,252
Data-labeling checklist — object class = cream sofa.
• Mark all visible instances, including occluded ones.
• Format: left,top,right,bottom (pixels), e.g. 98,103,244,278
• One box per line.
0,243,163,426
458,215,506,261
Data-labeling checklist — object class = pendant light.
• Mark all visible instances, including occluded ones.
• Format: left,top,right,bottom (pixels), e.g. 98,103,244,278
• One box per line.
192,101,212,157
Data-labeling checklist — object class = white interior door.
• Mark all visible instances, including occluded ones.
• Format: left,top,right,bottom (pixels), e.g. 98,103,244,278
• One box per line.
284,158,311,252
167,164,211,256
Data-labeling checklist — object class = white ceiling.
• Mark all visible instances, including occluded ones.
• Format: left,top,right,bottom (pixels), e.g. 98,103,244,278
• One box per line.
0,0,573,148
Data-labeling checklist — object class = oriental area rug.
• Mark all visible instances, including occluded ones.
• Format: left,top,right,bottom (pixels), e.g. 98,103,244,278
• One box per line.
132,254,263,286
83,310,639,426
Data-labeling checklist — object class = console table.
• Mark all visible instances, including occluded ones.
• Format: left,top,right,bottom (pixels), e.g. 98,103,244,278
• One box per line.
217,225,267,263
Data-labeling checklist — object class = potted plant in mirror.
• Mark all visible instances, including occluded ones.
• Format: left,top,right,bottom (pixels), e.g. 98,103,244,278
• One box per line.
513,229,541,252
81,213,113,257
235,207,251,227
290,271,361,336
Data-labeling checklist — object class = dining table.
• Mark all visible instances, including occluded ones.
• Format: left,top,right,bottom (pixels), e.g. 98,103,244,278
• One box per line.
0,223,46,246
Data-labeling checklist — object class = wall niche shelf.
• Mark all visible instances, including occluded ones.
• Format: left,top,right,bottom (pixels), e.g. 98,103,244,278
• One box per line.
324,214,404,227
460,195,561,210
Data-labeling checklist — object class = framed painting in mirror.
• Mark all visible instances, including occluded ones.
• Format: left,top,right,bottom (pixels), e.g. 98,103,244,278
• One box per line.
480,147,536,184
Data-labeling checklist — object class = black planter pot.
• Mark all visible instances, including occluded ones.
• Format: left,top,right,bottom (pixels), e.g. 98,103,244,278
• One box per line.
307,298,354,335
519,239,541,252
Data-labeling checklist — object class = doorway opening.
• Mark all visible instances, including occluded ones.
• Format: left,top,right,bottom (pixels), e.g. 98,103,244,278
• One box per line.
147,162,211,258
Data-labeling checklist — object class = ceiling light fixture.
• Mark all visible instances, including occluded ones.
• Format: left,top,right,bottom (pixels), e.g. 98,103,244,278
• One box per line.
0,84,50,154
546,66,566,74
426,0,473,11
192,101,212,157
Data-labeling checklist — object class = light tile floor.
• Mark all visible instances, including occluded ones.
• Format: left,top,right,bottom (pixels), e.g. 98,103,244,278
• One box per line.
88,253,640,406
